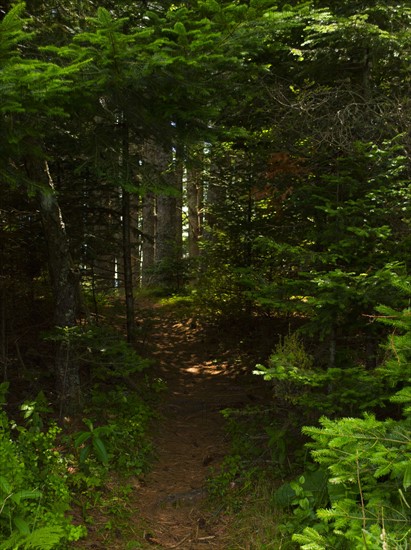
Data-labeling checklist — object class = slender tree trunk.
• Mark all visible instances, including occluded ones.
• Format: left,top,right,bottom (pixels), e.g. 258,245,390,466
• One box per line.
119,121,135,342
122,188,135,341
0,229,6,369
174,155,183,289
26,156,81,416
156,189,178,289
142,192,155,286
93,191,118,290
186,160,203,258
154,144,180,290
141,140,159,287
130,194,141,288
0,283,6,371
205,153,224,232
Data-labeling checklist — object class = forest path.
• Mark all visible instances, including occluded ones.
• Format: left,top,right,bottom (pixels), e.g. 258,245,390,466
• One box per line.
128,303,266,549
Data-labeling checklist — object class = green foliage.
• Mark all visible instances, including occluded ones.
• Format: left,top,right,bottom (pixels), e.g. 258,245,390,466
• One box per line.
0,346,154,548
196,262,254,321
212,403,300,515
376,306,411,390
0,3,86,123
2,0,411,546
256,332,314,379
68,388,154,483
67,386,154,541
0,4,32,61
20,392,52,433
207,454,257,513
92,388,153,474
74,419,111,468
249,138,409,343
44,324,151,383
157,292,195,312
143,257,190,294
288,412,411,549
274,298,411,549
255,332,385,417
0,397,85,549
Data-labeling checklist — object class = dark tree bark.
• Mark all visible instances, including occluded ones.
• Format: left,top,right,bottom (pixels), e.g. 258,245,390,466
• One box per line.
119,121,136,342
156,188,178,288
186,161,203,258
93,191,119,290
122,187,135,342
141,192,155,286
145,140,182,290
156,152,182,290
26,157,81,416
174,157,183,265
205,152,225,232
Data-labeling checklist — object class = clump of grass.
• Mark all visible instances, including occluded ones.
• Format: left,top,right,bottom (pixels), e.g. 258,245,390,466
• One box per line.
159,293,195,307
222,477,292,549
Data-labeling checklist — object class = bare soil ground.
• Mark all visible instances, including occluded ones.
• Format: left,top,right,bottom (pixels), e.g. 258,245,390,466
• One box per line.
74,302,275,549
128,304,270,549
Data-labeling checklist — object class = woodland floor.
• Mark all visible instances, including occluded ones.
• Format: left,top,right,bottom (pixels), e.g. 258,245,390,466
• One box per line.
74,301,278,549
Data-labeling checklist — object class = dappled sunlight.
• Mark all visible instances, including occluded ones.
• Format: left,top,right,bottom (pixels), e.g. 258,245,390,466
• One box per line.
186,360,230,376
121,303,271,548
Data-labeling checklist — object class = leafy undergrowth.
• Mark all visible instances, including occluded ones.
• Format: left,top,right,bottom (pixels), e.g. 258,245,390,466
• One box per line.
2,289,410,549
211,295,411,549
0,294,161,550
0,383,86,549
219,479,288,549
205,403,297,549
0,377,157,549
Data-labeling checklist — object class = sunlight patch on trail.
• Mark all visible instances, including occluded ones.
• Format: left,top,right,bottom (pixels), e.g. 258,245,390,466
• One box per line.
186,360,229,375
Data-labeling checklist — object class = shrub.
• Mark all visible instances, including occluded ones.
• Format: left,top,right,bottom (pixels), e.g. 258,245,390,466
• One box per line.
255,332,386,418
0,385,85,549
276,302,411,549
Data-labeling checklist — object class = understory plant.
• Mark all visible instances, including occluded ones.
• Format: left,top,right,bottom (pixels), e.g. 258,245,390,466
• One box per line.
0,384,85,549
67,386,155,542
293,410,411,549
254,331,386,418
1,318,157,548
273,282,411,549
86,387,154,474
44,325,151,384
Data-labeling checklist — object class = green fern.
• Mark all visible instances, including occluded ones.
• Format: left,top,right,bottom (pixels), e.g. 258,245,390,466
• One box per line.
286,294,411,549
0,525,64,550
292,527,327,550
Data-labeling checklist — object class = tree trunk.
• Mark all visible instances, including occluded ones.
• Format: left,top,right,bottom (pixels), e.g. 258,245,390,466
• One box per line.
154,144,181,290
205,152,224,232
186,159,203,258
156,189,178,289
122,188,135,342
141,139,182,290
130,194,141,289
93,190,119,290
174,154,183,289
0,282,6,372
27,158,81,416
119,121,136,342
141,192,155,286
0,227,6,370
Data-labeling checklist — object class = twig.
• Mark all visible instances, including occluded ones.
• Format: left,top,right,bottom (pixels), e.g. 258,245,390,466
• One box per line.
15,339,27,376
168,534,191,548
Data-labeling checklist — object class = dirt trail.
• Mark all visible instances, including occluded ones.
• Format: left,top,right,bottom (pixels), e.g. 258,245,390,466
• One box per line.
130,306,261,549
